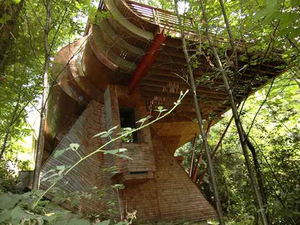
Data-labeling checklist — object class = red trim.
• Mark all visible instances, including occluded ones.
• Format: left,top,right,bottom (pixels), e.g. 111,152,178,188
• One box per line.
128,31,166,95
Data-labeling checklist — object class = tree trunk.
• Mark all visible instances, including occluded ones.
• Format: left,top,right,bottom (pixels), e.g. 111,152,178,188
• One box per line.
174,1,225,224
198,1,269,224
244,134,269,223
198,115,234,186
0,130,11,159
33,0,51,190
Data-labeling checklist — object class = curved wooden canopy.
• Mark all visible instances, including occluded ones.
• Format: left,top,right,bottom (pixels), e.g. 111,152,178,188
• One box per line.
45,0,285,153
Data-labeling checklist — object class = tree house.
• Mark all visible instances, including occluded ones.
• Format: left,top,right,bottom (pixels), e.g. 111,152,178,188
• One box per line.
40,0,285,223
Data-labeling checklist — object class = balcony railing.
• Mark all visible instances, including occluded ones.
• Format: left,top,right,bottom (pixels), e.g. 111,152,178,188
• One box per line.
126,0,194,33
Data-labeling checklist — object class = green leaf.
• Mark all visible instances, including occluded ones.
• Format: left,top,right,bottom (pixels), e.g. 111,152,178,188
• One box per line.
93,131,108,138
253,9,268,20
95,220,110,225
70,199,80,207
107,125,119,133
51,174,64,183
0,209,11,223
118,154,132,160
291,0,300,7
104,148,127,155
67,218,90,225
290,28,300,38
0,193,22,210
54,149,66,158
56,165,66,171
21,192,32,199
11,206,26,220
267,0,278,8
118,148,127,153
34,190,46,197
70,143,80,151
278,12,298,27
261,11,280,25
278,28,292,36
115,222,127,225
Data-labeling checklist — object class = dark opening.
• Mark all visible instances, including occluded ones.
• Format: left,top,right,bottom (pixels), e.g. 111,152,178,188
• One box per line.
130,171,148,175
119,108,138,143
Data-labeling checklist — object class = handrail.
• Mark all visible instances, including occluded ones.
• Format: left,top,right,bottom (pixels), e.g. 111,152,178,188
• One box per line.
97,0,248,49
126,0,193,31
125,0,248,47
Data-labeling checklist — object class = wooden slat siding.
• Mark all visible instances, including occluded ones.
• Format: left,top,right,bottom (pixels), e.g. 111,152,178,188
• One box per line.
155,132,217,221
119,132,217,222
98,20,144,58
104,0,155,42
92,25,136,72
104,85,122,176
121,143,155,172
41,101,118,215
41,85,218,222
104,86,157,182
106,17,149,50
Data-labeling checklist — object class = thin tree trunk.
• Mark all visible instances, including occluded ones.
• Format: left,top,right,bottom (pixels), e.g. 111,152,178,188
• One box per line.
0,102,19,159
0,130,11,159
33,0,51,190
198,1,268,225
174,1,225,224
192,123,211,182
218,0,239,77
244,134,269,223
198,115,234,186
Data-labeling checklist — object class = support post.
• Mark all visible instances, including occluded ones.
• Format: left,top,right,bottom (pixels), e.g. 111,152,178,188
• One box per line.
189,134,197,177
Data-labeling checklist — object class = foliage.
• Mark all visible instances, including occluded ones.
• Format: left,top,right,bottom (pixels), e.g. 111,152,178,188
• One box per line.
0,0,97,165
0,189,126,225
0,160,17,192
0,0,299,224
176,72,300,224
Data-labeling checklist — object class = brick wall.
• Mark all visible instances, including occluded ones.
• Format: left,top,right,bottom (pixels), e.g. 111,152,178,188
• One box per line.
41,100,119,215
41,85,217,223
119,131,217,222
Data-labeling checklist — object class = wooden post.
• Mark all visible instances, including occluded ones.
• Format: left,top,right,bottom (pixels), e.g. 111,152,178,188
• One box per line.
189,134,197,177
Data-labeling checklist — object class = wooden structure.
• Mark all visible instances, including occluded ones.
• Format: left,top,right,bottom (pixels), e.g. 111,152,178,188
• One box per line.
40,0,285,223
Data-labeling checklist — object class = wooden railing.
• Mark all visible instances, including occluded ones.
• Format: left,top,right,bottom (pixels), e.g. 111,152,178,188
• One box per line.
98,0,195,34
126,0,195,33
125,0,249,48
97,0,247,47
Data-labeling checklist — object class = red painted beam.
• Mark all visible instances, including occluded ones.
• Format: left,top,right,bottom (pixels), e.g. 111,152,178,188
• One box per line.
128,30,166,95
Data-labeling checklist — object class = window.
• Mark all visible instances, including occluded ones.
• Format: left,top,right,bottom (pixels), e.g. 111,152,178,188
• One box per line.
119,108,138,143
